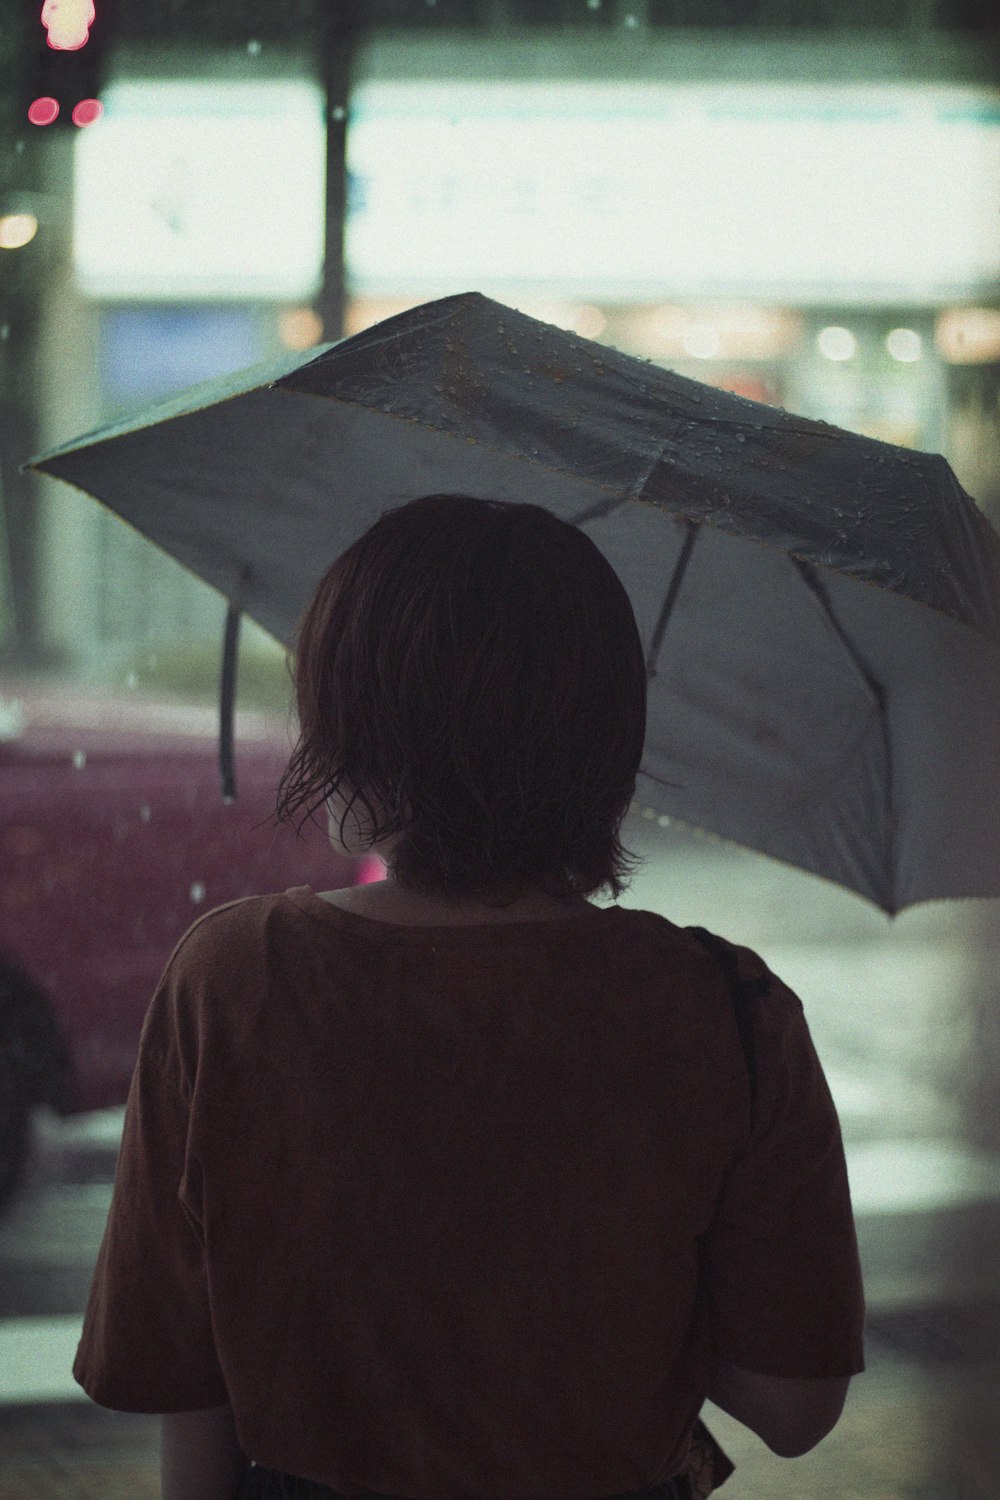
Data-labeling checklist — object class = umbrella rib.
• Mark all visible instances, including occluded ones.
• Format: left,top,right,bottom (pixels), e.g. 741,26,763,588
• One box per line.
218,564,254,804
646,520,699,681
789,557,883,709
790,556,897,903
220,601,241,803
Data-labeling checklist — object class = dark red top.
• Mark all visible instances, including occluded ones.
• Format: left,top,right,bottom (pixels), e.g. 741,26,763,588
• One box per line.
74,887,865,1498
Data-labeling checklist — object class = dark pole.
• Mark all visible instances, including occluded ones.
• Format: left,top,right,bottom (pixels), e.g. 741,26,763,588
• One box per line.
220,0,364,799
0,364,45,671
0,88,57,672
315,0,363,344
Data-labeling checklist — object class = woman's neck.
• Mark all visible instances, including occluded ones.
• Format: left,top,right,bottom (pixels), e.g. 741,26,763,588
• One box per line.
317,879,596,926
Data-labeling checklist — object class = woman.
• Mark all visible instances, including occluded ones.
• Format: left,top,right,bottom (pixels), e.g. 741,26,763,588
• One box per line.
73,494,865,1500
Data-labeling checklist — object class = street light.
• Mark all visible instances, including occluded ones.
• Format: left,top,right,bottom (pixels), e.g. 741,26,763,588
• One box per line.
25,0,107,129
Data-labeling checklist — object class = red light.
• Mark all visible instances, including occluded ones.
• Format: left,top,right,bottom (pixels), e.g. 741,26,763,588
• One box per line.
27,96,60,126
72,98,103,127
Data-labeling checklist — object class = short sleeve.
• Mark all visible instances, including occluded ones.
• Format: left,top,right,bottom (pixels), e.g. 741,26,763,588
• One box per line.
700,941,866,1379
72,958,230,1412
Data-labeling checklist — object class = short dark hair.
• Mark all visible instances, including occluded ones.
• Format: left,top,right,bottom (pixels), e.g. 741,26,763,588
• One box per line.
275,493,647,907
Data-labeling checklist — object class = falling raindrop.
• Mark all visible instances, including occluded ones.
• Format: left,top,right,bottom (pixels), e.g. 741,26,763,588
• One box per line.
139,805,152,823
587,0,602,8
190,882,206,904
624,12,638,25
736,433,747,443
246,39,261,55
72,750,86,770
125,672,137,690
331,104,346,122
0,325,8,340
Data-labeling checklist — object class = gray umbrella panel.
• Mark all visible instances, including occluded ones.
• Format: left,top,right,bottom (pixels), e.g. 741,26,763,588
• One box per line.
628,515,1000,914
25,291,1000,914
285,293,1000,641
35,291,1000,642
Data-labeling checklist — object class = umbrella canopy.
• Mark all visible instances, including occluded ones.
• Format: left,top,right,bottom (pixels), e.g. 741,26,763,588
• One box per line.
25,291,1000,916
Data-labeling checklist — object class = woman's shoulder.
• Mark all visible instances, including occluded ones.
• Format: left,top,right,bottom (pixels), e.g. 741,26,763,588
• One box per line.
161,891,288,975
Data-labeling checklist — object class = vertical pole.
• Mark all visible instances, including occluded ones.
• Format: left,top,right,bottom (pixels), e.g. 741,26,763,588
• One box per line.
0,320,40,667
315,0,363,345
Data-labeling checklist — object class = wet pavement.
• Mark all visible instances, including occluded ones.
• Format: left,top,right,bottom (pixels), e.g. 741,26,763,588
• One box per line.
2,822,998,1498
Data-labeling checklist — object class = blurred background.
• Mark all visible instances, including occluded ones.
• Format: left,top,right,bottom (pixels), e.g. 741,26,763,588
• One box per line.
0,2,998,1497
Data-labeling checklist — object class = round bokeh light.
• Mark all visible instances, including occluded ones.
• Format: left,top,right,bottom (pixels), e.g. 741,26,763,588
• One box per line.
817,326,857,362
72,99,104,128
27,97,60,127
885,327,922,363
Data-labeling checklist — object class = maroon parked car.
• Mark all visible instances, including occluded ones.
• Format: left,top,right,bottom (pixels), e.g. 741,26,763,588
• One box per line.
0,676,385,1216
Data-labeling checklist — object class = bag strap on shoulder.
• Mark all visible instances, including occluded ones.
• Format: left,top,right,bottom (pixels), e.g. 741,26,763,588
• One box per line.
685,927,771,1136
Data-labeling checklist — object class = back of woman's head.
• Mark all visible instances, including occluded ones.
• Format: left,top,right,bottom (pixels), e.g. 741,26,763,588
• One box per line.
275,493,647,907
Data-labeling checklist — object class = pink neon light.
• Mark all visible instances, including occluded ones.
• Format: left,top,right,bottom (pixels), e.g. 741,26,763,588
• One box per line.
72,97,103,126
27,96,60,126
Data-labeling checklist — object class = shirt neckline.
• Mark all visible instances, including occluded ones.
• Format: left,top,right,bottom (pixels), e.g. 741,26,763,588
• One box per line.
286,885,623,943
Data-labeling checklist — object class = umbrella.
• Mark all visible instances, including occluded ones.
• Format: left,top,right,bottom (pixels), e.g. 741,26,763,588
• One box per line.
24,291,1000,916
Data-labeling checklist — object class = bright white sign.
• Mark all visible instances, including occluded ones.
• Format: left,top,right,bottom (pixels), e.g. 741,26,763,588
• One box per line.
345,81,1000,303
73,80,325,300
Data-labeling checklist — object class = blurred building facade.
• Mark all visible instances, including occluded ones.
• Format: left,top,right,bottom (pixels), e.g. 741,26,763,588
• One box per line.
0,0,995,691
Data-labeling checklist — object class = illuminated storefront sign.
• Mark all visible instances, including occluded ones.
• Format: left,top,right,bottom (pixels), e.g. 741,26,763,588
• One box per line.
73,79,325,299
345,81,1000,304
73,77,1000,306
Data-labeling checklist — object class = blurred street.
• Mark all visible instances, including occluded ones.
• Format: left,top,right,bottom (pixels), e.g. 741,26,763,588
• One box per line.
1,819,998,1499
